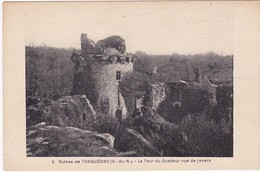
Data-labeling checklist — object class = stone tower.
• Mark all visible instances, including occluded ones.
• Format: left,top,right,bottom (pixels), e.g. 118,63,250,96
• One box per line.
71,33,135,118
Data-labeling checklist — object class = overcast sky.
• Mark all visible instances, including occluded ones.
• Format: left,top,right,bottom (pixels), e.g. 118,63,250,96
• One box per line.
25,2,233,55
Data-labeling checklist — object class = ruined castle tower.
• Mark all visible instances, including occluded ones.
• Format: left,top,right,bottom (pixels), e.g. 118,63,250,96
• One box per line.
71,33,135,118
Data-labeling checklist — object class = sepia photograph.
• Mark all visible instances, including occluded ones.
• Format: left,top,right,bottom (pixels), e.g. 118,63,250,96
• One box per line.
25,2,233,157
3,1,260,170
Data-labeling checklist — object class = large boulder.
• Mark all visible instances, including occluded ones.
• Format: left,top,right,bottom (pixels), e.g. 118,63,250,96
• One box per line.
26,122,119,157
114,123,160,157
90,114,160,156
26,95,96,130
124,113,184,156
113,111,187,157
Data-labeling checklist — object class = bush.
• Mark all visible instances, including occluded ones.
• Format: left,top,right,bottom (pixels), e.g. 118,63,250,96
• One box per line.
91,114,118,136
175,114,233,157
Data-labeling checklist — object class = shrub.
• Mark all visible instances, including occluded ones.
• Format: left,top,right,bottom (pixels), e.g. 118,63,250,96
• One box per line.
91,114,118,136
175,114,233,157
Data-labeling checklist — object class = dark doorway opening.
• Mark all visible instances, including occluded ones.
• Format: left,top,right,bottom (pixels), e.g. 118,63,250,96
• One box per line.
83,113,86,121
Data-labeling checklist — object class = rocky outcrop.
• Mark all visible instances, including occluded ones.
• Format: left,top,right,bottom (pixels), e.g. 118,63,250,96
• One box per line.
26,95,96,130
124,112,184,156
94,108,187,157
26,122,120,157
114,123,160,156
91,114,160,156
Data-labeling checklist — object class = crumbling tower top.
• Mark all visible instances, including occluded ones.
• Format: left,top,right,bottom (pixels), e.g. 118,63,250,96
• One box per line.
76,33,135,64
80,33,102,56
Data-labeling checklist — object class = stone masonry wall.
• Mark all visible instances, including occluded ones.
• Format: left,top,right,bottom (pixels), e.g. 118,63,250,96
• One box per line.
151,83,167,111
91,60,133,118
72,56,134,118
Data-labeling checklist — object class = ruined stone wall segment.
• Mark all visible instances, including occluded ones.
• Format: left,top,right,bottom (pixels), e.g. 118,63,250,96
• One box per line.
81,33,102,56
151,83,167,111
